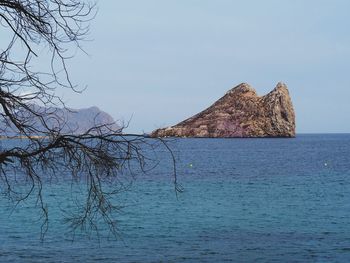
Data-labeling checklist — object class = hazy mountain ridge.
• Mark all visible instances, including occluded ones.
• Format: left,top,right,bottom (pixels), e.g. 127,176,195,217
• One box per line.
0,105,120,136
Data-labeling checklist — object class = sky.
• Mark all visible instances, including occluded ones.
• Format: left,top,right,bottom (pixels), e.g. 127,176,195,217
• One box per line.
3,0,350,133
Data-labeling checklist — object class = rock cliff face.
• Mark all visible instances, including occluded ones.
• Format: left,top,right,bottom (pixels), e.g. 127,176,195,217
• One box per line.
151,82,295,138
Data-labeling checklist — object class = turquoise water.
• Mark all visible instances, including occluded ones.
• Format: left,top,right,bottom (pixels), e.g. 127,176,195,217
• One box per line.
1,134,350,262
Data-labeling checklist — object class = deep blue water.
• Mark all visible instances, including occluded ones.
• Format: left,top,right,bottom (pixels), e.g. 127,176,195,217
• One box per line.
1,134,350,262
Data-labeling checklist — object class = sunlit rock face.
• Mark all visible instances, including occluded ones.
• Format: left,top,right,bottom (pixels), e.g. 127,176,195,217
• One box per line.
151,82,295,138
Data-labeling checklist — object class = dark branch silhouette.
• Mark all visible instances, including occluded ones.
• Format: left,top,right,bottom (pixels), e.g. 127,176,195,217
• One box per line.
0,0,180,239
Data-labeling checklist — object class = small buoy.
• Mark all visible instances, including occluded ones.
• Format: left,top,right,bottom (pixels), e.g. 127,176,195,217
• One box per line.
324,163,328,166
189,163,193,168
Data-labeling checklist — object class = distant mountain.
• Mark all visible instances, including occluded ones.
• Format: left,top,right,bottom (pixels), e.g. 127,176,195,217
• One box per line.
52,106,120,134
0,105,120,137
151,82,295,138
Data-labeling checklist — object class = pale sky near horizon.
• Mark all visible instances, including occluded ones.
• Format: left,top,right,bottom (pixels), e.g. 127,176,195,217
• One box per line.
3,0,350,133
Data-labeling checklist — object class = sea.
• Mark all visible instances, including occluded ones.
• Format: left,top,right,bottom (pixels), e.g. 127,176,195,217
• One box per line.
1,134,350,262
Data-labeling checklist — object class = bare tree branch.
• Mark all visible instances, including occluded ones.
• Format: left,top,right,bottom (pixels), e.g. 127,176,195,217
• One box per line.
0,0,180,239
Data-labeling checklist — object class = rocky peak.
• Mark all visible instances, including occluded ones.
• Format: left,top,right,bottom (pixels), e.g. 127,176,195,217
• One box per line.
271,82,289,94
226,83,257,96
275,81,287,89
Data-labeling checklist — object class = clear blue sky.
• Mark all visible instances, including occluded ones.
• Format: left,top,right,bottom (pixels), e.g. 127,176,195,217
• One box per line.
8,1,350,133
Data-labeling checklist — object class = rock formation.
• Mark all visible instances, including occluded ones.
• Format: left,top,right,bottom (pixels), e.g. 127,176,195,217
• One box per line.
151,82,295,138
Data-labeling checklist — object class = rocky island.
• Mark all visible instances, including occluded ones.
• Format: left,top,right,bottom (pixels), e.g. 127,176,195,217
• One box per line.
151,82,295,138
